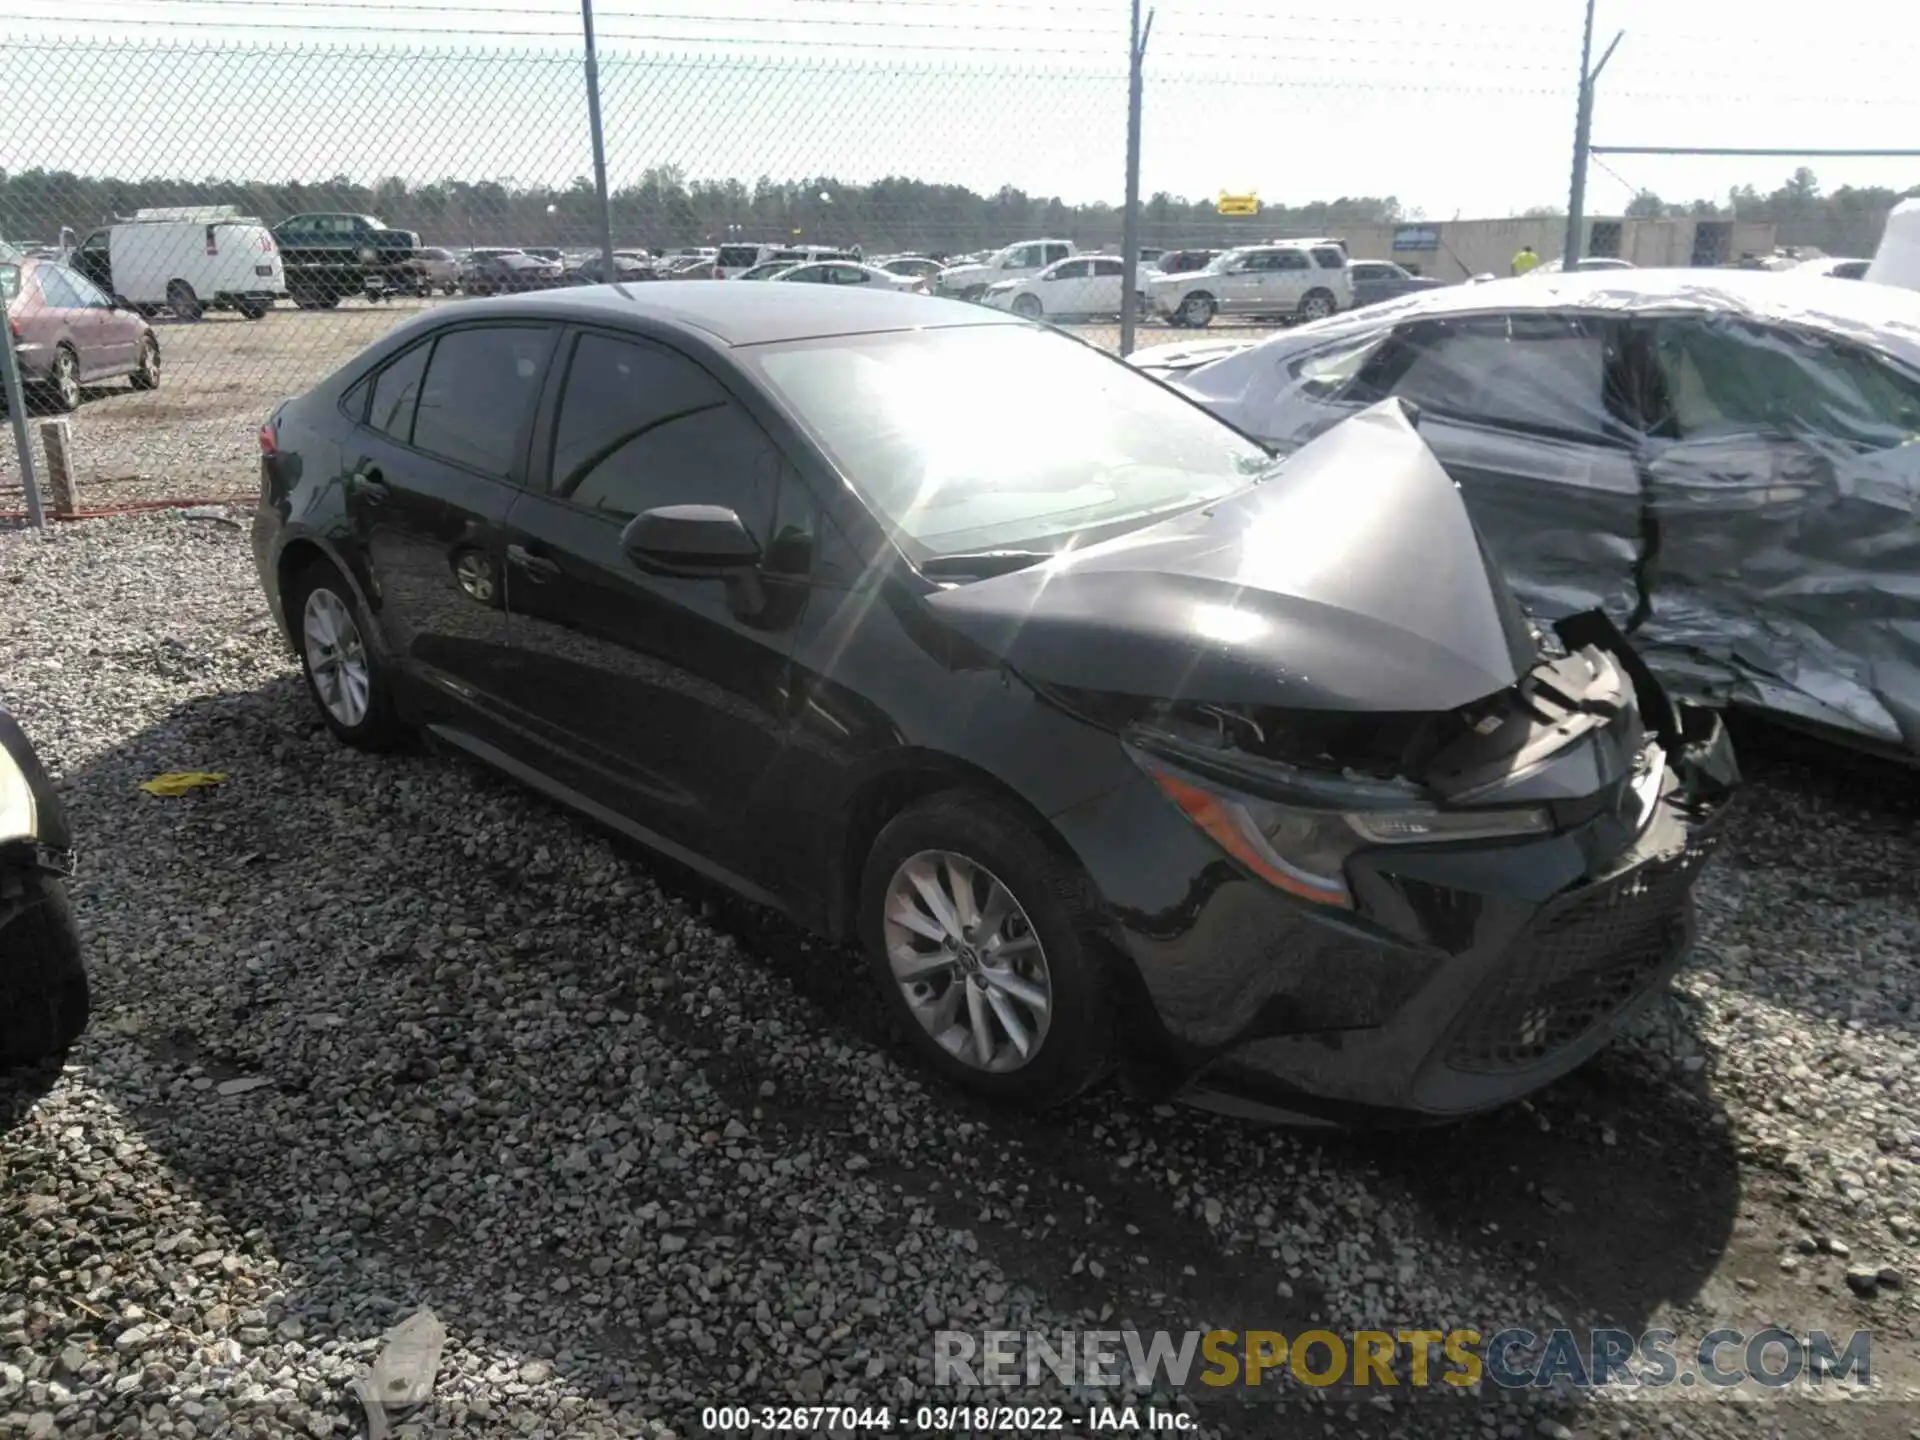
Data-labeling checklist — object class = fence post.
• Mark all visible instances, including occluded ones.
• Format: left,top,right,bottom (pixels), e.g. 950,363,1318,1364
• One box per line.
1118,0,1154,357
580,0,618,277
0,270,45,531
1562,0,1598,271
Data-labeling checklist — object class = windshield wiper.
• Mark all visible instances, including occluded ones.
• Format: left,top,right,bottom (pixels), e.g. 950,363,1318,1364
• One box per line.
919,549,1057,580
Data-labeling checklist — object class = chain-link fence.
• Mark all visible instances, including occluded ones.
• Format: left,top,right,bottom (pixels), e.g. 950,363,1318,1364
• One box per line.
0,10,1913,519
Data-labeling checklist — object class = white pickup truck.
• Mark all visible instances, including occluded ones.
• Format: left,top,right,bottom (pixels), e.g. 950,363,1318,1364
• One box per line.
935,239,1076,302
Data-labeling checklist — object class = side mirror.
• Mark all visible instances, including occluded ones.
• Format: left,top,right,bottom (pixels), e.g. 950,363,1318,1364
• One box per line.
619,504,760,574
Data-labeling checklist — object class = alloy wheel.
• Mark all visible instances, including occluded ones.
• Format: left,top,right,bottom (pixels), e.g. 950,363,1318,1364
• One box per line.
882,849,1053,1074
1300,293,1335,321
454,550,496,604
302,586,372,728
52,351,79,410
136,339,159,388
1178,295,1214,327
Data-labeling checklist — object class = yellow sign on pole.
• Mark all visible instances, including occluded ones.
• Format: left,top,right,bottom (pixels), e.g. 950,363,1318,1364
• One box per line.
1216,193,1260,217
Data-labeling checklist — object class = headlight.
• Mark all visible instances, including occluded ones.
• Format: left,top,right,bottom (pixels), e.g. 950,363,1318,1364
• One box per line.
0,746,37,845
1132,750,1549,909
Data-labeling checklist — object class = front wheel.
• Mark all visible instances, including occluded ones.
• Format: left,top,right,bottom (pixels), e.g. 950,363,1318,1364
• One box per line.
1011,293,1043,320
45,346,81,413
0,874,90,1067
289,560,406,749
1296,288,1337,323
1176,293,1215,328
860,790,1111,1108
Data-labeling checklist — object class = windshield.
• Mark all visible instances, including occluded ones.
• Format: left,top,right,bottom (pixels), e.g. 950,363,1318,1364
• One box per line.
744,324,1272,557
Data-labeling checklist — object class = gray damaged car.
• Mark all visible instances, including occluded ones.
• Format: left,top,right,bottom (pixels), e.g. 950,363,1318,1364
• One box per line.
1131,268,1920,760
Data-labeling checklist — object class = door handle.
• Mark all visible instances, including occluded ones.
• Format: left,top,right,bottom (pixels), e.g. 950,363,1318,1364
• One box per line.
506,543,559,580
350,467,390,502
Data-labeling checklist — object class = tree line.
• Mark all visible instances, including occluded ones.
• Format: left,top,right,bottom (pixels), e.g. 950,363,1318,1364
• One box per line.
0,165,1403,254
2,164,1906,257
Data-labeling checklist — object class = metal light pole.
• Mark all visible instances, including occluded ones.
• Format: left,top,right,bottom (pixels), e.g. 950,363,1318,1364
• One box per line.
1563,0,1623,272
1118,0,1155,356
581,0,618,276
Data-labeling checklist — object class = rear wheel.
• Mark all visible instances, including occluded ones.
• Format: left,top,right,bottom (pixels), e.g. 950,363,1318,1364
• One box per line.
129,335,160,391
0,874,90,1067
166,279,202,321
290,560,405,749
1176,292,1216,328
860,790,1111,1108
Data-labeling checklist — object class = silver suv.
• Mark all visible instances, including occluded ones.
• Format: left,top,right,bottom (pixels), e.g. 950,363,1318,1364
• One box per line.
1144,242,1352,328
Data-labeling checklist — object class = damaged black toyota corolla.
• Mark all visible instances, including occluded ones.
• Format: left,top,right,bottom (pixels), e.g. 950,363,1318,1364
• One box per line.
252,284,1737,1124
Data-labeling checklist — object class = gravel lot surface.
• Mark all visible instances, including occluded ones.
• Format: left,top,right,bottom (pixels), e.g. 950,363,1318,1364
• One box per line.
0,297,1274,515
1,509,1919,1439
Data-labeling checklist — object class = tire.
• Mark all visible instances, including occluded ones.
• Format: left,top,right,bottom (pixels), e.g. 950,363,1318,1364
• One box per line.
1176,292,1216,328
289,559,406,749
0,875,90,1067
237,299,273,321
44,346,81,413
129,335,160,391
1011,293,1044,320
166,280,203,322
859,789,1111,1109
1296,288,1337,323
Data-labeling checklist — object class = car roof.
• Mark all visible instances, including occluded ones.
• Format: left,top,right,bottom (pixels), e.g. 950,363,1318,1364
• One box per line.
459,281,1019,346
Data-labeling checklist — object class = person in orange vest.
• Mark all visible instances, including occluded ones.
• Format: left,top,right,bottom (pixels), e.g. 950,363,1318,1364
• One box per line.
1511,245,1542,276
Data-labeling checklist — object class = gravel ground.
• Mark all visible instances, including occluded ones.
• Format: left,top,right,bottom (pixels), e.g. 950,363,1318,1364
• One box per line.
0,300,1274,515
1,513,1918,1440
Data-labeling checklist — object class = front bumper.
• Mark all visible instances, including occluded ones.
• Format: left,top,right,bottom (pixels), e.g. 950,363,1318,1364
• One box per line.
1055,698,1738,1126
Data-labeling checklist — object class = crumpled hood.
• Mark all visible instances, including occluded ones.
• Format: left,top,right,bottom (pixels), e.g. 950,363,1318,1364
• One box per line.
1126,337,1260,374
925,401,1539,713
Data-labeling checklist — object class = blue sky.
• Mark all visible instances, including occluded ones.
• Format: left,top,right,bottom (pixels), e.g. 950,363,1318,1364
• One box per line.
3,0,1917,217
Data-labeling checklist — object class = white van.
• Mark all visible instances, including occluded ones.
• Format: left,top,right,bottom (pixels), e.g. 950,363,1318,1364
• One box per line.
1866,198,1920,293
69,205,285,320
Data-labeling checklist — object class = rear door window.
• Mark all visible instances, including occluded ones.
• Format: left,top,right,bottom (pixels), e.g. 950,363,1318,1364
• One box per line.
34,267,82,309
1273,250,1312,271
409,325,557,476
1369,312,1621,441
1311,246,1346,269
366,342,431,441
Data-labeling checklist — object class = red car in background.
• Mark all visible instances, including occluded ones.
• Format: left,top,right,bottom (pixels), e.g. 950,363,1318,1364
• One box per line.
3,256,159,412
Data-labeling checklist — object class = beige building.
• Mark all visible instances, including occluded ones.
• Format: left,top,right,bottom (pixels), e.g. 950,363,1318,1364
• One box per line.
1335,216,1778,280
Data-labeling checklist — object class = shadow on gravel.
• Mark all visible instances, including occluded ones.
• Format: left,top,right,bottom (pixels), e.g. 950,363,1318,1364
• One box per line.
51,676,1750,1439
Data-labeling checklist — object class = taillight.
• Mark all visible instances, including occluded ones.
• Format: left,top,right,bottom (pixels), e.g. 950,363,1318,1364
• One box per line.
205,225,219,257
258,421,278,456
7,317,19,341
259,234,275,253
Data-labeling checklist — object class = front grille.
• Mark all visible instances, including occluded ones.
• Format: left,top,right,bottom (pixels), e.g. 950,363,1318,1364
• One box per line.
1444,828,1724,1074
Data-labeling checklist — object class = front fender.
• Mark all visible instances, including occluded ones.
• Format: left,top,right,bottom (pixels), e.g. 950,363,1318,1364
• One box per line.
0,709,71,859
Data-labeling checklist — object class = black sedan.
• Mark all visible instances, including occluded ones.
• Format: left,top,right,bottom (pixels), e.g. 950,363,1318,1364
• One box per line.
1347,259,1448,309
459,249,564,295
251,284,1736,1124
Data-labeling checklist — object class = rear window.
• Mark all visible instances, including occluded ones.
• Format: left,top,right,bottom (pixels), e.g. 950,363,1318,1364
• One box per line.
1311,246,1346,269
717,246,762,268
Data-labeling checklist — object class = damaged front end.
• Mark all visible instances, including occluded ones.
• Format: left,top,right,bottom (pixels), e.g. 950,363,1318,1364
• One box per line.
1071,613,1738,1123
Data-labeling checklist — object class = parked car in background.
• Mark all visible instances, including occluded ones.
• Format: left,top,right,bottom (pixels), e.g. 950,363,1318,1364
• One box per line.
874,255,944,280
1347,259,1449,309
1793,256,1871,281
406,246,460,296
715,242,790,278
524,247,564,263
70,205,283,321
1153,248,1220,276
935,239,1076,302
663,255,720,280
0,703,88,1068
250,282,1734,1123
461,249,564,295
2,256,160,411
1133,268,1920,759
1143,242,1353,327
735,260,798,281
770,260,927,292
274,212,421,310
562,252,662,285
982,254,1135,321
